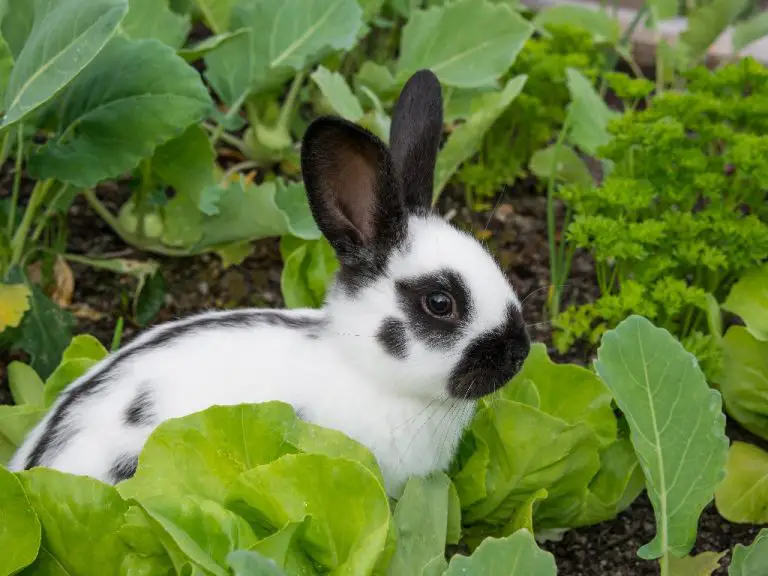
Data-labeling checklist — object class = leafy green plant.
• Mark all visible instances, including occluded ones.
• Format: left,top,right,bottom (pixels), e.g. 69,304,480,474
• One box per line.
554,58,768,379
449,342,642,546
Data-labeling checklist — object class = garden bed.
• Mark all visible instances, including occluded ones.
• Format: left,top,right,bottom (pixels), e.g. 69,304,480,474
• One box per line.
5,173,762,575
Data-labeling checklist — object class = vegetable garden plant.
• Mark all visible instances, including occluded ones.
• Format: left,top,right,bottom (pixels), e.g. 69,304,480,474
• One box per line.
1,0,768,574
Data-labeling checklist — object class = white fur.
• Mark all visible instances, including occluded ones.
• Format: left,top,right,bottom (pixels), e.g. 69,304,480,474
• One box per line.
9,215,519,498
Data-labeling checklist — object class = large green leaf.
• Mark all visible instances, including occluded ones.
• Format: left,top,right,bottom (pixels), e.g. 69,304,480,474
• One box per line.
722,263,768,342
668,551,725,575
0,0,35,59
0,33,14,103
565,67,618,157
0,404,46,464
533,4,620,44
594,315,728,560
205,0,363,106
730,529,768,576
720,326,768,440
136,495,258,576
192,0,235,34
573,437,645,528
715,441,768,524
452,399,601,532
433,75,527,200
529,144,594,187
17,468,133,575
226,453,391,574
388,472,460,576
0,466,41,574
153,124,216,248
227,550,287,576
28,36,211,188
311,65,364,121
1,0,128,128
397,0,532,88
280,235,338,309
499,343,616,447
732,11,768,52
7,270,73,379
123,0,191,49
444,529,557,576
178,29,247,62
679,0,750,62
119,402,381,503
8,360,44,406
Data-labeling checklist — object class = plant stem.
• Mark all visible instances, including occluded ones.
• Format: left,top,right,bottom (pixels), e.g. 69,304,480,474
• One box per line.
82,188,190,257
220,160,260,184
7,124,24,236
201,121,249,154
29,183,69,244
136,158,152,238
277,69,307,132
10,179,53,266
546,113,573,318
209,90,249,149
660,553,670,576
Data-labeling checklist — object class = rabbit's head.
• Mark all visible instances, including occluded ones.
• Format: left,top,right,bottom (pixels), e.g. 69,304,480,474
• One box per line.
301,70,530,402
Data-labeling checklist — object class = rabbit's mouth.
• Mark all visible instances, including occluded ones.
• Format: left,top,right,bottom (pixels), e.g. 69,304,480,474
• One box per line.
447,315,531,400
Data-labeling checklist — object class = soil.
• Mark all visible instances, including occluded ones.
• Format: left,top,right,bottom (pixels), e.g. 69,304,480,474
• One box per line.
3,176,760,575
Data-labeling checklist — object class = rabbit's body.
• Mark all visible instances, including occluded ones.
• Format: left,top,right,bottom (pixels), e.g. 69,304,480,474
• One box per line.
10,71,530,497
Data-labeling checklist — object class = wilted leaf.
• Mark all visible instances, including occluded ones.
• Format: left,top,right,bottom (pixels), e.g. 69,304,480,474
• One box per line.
720,326,768,440
0,281,31,332
398,0,532,88
434,75,527,200
668,551,725,575
565,67,618,156
0,466,41,575
715,442,768,524
311,65,364,121
2,0,128,128
594,315,728,560
722,263,768,342
733,12,768,52
730,529,768,576
123,0,190,48
29,36,212,188
8,360,43,406
444,529,557,576
51,256,74,308
529,144,594,187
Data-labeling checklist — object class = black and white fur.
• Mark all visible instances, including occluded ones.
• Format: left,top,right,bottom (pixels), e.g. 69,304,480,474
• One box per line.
9,70,530,497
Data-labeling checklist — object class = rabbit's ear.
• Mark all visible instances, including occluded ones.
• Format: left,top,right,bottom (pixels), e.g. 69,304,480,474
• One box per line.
301,116,406,267
390,69,443,214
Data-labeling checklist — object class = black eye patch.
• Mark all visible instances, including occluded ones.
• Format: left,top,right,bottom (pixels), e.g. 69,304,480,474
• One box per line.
395,268,472,349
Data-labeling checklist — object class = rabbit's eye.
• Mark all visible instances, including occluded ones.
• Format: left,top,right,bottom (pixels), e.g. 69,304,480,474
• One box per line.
422,291,455,318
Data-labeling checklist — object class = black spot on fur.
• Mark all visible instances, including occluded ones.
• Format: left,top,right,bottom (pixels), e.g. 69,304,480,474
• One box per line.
295,407,308,421
395,268,473,349
124,387,154,426
376,317,409,359
448,303,530,400
25,310,325,469
110,453,139,483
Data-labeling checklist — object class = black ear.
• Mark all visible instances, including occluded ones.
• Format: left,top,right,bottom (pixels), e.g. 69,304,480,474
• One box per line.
301,116,406,268
390,69,443,214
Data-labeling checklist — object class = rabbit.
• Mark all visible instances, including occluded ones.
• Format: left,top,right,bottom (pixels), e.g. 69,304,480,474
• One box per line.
8,69,531,498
